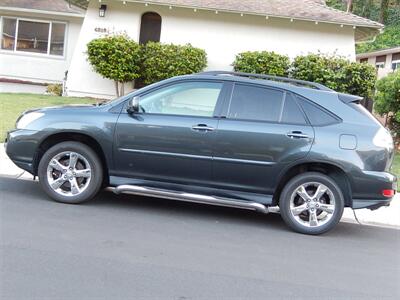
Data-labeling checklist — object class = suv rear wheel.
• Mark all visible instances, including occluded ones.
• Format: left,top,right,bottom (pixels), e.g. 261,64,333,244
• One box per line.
38,141,103,204
279,172,344,235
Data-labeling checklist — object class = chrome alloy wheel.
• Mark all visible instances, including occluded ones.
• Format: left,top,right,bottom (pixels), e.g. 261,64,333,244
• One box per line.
289,182,335,228
46,151,92,197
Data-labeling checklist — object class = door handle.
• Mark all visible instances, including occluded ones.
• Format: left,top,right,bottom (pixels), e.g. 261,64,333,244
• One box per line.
287,131,309,139
192,124,215,132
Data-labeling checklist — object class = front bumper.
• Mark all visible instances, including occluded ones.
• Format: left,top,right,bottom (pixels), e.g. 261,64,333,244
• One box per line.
5,129,41,175
352,170,397,210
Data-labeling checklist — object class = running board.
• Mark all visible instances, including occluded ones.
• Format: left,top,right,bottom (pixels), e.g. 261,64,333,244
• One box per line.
111,185,275,214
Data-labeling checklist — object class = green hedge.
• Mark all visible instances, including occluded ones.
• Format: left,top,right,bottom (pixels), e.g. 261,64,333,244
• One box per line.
232,51,377,99
375,70,400,137
232,51,290,76
291,54,377,99
140,42,207,85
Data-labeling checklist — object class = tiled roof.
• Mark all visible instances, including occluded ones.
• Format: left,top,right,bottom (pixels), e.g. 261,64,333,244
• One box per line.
136,0,383,28
0,0,85,15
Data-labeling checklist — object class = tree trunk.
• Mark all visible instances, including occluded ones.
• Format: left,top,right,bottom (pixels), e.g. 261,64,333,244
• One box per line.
361,0,374,18
346,0,353,12
379,0,390,24
115,81,120,97
120,82,125,96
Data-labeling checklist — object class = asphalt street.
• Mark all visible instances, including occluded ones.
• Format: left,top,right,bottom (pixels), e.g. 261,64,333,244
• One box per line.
1,176,399,299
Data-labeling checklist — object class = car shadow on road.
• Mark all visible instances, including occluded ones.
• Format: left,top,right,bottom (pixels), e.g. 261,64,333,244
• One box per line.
1,176,396,239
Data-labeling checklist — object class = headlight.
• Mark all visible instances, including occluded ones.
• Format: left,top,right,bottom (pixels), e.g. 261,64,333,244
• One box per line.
373,127,394,150
16,112,44,129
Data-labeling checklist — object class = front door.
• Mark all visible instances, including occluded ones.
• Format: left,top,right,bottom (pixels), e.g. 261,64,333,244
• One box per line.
213,84,314,195
114,80,225,187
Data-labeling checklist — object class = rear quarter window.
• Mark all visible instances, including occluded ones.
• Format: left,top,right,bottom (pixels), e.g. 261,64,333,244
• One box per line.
296,96,340,126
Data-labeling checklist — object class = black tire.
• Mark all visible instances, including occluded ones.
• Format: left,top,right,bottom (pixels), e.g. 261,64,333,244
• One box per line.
279,172,344,235
38,141,103,204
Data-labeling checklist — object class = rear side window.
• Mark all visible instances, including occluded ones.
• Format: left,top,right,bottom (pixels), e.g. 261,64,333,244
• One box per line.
297,96,339,126
228,84,284,122
281,93,307,125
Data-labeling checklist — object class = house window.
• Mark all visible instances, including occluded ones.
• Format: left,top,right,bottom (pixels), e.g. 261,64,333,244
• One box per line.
392,52,400,71
359,58,368,63
139,12,162,44
375,55,386,69
1,17,66,56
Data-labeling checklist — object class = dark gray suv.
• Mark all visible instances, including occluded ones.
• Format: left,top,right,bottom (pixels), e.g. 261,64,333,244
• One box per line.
5,71,397,234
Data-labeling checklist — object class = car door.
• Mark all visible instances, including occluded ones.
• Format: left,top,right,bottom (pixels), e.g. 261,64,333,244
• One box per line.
213,83,314,195
113,80,226,187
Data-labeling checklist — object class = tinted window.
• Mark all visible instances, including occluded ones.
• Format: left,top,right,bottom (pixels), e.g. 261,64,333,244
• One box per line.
297,97,338,126
281,93,307,124
140,81,222,117
228,84,284,122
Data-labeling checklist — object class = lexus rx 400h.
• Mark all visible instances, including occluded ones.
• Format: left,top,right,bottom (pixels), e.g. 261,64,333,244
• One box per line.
5,71,397,234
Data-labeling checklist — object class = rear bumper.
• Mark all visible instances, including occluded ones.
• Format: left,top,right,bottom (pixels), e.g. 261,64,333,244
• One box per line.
351,170,397,210
352,198,393,210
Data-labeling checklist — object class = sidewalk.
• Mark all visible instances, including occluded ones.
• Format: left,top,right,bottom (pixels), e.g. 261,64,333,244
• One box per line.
1,143,398,228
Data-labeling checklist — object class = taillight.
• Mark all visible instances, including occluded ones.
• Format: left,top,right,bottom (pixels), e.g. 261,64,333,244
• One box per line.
382,189,395,197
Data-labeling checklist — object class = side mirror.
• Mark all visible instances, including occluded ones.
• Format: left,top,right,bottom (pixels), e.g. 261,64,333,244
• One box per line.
127,96,140,114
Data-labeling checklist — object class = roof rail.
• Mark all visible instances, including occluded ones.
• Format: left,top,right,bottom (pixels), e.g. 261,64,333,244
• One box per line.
198,71,333,91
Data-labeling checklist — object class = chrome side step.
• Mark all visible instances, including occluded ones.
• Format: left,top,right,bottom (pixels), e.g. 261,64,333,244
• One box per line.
111,184,274,214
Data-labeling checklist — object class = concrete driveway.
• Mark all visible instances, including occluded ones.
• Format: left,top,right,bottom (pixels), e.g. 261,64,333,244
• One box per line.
1,176,400,299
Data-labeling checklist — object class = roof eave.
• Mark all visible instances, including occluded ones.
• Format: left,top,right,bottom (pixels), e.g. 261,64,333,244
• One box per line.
356,46,400,58
0,6,85,18
119,0,383,30
355,26,383,43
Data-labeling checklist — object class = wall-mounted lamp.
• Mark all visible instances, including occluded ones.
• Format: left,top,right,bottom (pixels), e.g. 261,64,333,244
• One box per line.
99,4,107,17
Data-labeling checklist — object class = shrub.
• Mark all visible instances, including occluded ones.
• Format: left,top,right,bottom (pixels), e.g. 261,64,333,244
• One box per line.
291,53,376,99
140,42,207,85
46,84,62,96
232,51,290,76
375,70,400,138
87,34,141,96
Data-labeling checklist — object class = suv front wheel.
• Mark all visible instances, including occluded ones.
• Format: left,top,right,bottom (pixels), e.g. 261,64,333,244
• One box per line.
38,141,103,204
279,172,344,235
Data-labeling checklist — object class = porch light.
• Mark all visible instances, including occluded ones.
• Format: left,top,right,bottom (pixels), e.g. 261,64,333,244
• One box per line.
99,4,107,17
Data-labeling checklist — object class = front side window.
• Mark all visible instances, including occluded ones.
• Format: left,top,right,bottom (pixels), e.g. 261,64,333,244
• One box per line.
139,81,223,117
1,17,66,56
228,84,284,122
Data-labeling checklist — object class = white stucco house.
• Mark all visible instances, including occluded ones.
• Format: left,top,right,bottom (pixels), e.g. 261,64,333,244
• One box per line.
0,0,85,84
1,0,383,99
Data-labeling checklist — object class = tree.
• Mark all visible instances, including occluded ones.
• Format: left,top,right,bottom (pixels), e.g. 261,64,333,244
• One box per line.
379,0,390,23
87,34,141,97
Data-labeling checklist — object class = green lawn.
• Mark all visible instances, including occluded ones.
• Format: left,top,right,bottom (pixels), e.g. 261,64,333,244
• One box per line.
0,93,97,141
